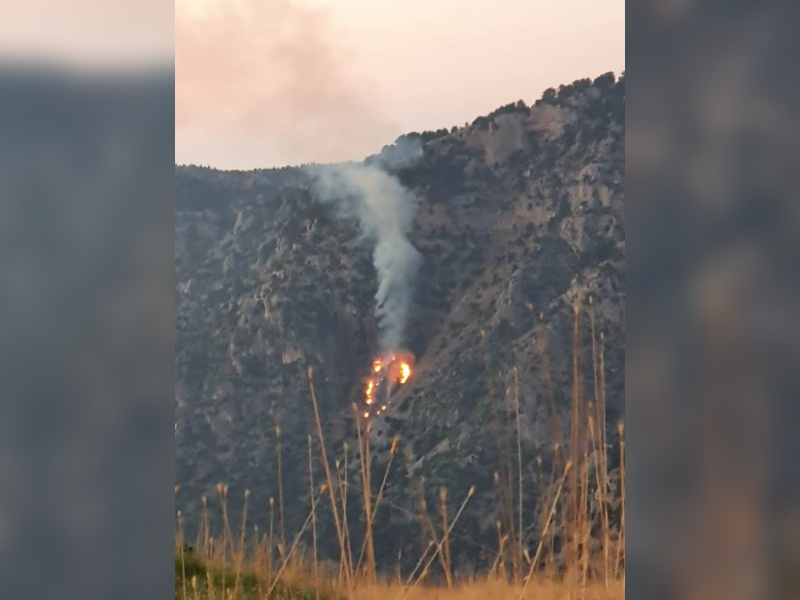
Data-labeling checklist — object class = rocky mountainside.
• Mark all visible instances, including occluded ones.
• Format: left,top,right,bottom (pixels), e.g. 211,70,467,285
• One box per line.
175,73,625,571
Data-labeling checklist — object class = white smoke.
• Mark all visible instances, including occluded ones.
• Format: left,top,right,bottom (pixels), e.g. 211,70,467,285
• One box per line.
306,141,422,351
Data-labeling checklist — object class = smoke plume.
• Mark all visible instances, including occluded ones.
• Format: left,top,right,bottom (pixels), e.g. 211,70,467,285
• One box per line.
307,140,422,352
176,0,397,168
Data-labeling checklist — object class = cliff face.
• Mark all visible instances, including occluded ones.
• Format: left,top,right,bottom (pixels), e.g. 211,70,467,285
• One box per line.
175,73,625,570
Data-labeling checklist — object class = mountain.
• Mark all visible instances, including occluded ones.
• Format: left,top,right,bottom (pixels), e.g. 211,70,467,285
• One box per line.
175,72,625,572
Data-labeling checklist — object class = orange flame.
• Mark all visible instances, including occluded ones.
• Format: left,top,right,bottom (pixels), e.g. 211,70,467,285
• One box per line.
398,362,412,384
362,351,414,418
365,380,374,404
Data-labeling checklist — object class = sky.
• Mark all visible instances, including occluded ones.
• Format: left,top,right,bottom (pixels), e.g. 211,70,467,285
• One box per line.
176,0,624,169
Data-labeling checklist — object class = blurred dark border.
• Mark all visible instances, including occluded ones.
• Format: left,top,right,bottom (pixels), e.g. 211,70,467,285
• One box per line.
0,65,175,599
627,2,800,598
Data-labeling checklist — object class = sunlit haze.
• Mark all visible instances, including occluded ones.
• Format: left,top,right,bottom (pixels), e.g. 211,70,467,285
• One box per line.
176,0,624,169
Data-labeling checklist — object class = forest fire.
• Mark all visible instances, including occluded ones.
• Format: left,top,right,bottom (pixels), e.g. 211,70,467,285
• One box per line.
399,362,411,384
362,351,414,418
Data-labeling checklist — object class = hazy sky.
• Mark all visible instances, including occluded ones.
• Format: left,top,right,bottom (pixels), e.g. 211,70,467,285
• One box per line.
0,0,173,66
177,0,625,169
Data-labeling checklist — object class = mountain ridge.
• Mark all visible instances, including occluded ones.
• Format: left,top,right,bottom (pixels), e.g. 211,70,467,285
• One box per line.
175,71,624,572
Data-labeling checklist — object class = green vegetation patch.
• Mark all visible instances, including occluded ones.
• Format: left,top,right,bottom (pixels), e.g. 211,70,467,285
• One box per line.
175,550,330,600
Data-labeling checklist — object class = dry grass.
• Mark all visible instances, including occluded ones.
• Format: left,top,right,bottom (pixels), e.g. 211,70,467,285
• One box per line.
176,296,624,599
346,578,625,600
176,550,624,600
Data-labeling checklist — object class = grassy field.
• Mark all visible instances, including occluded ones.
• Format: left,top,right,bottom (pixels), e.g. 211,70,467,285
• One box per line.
175,546,624,600
175,549,625,600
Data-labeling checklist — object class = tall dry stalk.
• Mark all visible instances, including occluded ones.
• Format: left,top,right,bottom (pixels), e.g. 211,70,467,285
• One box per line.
589,297,600,432
251,525,259,569
353,404,367,581
268,497,274,583
542,450,560,576
404,540,435,591
205,567,215,600
199,495,210,558
580,450,590,592
513,365,524,581
340,442,353,578
599,332,611,581
532,302,567,576
216,483,231,592
232,489,250,599
519,460,573,600
356,436,400,577
588,415,609,589
590,301,611,586
438,487,453,587
355,410,377,582
418,478,449,582
531,453,555,576
307,367,353,588
335,457,345,583
535,456,544,496
495,519,508,581
615,422,625,580
396,549,403,585
175,487,182,553
404,486,475,598
308,436,319,600
533,454,544,569
528,304,562,454
276,425,286,549
569,300,583,571
488,533,504,580
266,486,325,598
480,330,519,581
177,510,187,600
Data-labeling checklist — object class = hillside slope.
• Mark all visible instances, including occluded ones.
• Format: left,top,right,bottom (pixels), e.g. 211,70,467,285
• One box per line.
175,73,625,571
